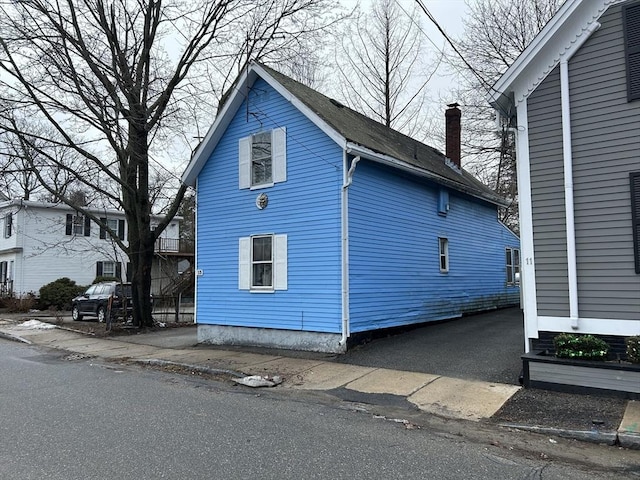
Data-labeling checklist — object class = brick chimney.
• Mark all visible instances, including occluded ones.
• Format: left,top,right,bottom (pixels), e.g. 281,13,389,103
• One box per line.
445,103,461,170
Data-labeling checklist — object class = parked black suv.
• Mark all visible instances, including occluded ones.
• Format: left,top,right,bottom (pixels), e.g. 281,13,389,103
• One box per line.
71,281,133,322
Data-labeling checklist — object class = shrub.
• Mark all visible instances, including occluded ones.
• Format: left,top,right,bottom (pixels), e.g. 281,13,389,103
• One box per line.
39,277,86,310
626,336,640,364
553,333,609,361
3,293,37,313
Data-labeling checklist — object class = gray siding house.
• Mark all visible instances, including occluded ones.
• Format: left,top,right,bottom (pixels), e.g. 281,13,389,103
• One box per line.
489,0,640,361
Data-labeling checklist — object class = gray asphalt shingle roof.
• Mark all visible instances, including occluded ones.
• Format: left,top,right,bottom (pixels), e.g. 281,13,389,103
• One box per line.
259,64,505,206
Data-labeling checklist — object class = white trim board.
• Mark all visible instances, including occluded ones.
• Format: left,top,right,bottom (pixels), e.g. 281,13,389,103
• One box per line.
537,316,640,337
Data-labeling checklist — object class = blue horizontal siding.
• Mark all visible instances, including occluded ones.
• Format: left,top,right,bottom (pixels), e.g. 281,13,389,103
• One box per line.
196,78,343,333
348,160,520,333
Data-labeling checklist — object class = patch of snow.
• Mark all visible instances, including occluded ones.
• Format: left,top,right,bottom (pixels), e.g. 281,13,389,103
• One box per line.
18,320,56,330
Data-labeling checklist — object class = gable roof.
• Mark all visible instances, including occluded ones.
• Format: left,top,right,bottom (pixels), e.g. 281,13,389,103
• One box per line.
488,0,618,114
183,62,505,206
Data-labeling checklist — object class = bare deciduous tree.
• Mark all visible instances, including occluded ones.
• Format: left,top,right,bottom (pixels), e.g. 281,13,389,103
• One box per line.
448,0,563,233
335,0,438,137
0,0,338,327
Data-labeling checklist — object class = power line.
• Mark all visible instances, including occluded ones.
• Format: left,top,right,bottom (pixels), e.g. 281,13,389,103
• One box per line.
413,0,515,120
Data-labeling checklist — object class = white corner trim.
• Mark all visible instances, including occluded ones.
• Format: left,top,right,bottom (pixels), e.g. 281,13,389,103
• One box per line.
538,316,640,337
514,100,539,352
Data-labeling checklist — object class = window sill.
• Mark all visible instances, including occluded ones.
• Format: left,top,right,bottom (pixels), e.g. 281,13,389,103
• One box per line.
249,288,275,293
250,183,274,191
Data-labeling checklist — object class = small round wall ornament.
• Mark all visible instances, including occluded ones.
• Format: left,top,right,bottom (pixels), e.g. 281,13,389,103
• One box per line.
256,193,269,210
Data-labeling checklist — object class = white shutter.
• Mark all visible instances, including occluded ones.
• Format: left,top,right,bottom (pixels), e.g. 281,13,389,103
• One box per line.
272,127,286,184
239,136,251,189
274,234,288,290
238,237,250,289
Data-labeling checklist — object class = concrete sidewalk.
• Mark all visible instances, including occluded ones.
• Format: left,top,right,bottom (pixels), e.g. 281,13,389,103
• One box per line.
1,318,639,449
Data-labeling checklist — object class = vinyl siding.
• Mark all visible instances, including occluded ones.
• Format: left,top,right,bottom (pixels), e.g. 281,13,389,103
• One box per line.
568,4,640,320
527,66,570,316
347,160,520,333
195,78,343,333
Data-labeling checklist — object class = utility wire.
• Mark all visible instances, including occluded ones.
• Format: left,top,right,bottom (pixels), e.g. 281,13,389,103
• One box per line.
413,0,514,120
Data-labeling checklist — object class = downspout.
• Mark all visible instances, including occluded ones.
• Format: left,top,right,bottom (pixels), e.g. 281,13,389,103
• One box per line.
559,21,601,330
193,178,199,327
560,58,579,330
339,153,360,347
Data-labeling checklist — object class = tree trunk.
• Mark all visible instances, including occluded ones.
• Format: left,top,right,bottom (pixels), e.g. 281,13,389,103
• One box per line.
124,116,155,328
130,233,155,328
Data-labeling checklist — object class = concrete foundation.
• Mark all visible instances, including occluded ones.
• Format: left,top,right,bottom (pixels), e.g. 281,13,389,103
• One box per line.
197,324,347,354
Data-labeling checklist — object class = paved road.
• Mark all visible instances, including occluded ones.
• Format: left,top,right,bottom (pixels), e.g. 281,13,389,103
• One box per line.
1,340,634,480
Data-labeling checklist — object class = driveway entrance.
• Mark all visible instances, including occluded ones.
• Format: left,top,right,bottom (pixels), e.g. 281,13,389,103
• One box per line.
338,307,524,385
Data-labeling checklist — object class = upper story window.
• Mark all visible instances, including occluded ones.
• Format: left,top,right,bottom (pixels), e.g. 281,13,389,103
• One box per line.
506,247,521,285
251,132,272,186
99,217,125,241
623,3,640,101
239,127,286,189
4,213,12,238
65,213,90,237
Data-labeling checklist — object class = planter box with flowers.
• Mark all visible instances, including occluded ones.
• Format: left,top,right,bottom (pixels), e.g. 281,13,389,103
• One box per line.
522,334,640,399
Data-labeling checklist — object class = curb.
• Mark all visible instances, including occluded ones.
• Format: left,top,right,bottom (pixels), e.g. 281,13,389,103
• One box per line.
499,423,621,447
0,331,32,345
132,358,246,379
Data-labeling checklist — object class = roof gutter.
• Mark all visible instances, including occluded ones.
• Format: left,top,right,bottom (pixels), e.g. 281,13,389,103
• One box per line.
339,153,360,348
346,143,506,207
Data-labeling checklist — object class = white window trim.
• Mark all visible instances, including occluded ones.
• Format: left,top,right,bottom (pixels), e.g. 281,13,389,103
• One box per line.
239,234,287,292
239,127,286,190
439,237,449,273
251,234,274,290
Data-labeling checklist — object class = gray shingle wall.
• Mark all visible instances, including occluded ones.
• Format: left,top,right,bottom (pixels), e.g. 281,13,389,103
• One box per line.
527,65,570,317
569,4,640,320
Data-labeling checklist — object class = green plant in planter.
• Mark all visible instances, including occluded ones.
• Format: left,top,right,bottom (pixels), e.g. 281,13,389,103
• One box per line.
553,333,609,361
626,336,640,364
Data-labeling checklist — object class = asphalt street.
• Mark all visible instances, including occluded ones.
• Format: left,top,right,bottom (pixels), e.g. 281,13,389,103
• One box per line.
1,340,635,480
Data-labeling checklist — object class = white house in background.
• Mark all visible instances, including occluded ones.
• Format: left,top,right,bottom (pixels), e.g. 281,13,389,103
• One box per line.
0,199,184,297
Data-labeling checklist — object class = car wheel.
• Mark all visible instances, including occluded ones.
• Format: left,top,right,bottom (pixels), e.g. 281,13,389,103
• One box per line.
72,306,83,321
97,306,106,323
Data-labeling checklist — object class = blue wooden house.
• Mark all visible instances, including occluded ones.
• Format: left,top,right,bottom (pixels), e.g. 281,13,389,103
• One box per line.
182,63,520,353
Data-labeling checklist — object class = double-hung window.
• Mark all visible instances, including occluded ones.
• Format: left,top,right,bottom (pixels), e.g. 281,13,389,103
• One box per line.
251,235,273,288
439,237,449,273
96,261,122,279
239,128,286,189
506,247,521,285
65,213,90,236
99,217,125,240
239,234,287,291
251,132,272,186
4,213,12,238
